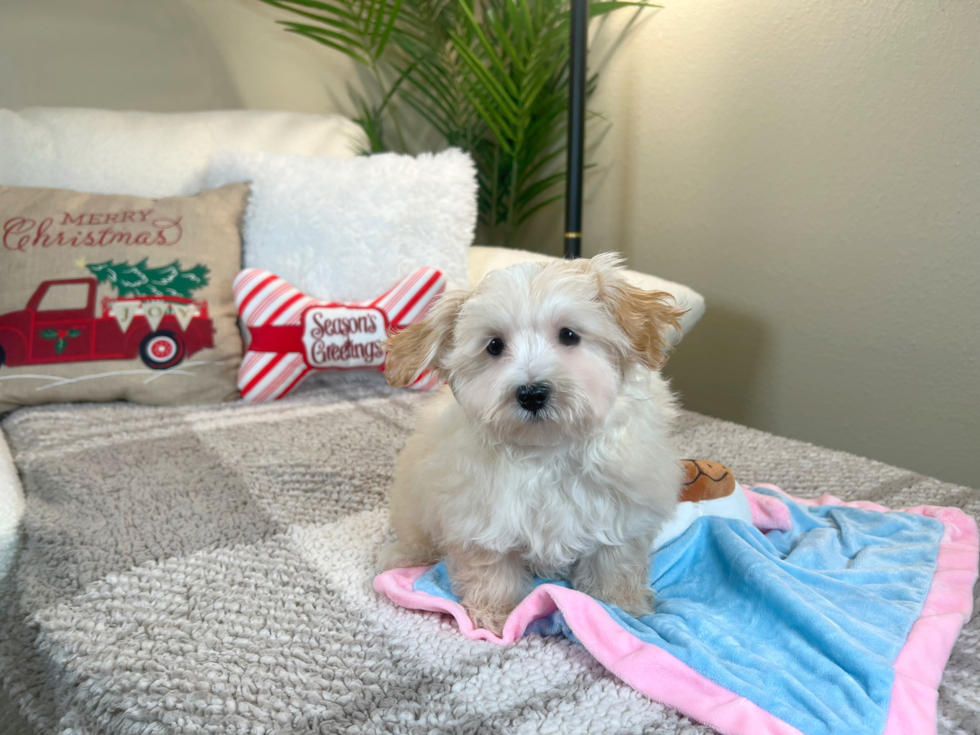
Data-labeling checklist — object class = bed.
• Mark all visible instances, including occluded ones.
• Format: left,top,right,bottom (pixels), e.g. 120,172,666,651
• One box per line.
1,372,977,734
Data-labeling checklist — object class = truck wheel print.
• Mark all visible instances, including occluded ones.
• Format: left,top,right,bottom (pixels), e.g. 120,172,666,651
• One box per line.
139,331,185,370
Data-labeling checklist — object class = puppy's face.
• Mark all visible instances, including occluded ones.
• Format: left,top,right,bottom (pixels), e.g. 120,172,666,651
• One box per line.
385,253,684,446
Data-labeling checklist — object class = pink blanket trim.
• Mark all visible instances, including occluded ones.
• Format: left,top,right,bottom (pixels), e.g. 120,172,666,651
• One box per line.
374,486,979,735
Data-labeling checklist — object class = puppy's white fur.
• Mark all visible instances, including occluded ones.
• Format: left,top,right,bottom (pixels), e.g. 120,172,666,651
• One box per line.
380,253,685,634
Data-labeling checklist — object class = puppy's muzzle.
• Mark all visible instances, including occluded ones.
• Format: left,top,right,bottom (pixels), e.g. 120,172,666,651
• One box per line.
516,382,550,414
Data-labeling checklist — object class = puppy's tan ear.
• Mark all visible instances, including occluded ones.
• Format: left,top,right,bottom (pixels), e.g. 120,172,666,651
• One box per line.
593,254,687,369
612,286,686,369
384,289,468,387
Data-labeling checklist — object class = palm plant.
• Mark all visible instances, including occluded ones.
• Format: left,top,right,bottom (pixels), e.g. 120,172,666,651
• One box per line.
260,0,655,246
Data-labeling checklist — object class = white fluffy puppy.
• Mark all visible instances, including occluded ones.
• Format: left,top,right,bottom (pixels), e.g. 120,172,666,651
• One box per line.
379,253,685,634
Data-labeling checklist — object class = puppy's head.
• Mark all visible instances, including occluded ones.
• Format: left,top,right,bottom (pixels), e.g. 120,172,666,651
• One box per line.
385,253,685,445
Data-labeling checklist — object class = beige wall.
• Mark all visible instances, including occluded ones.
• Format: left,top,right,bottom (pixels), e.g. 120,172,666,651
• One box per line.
0,0,363,114
0,0,977,487
524,1,980,488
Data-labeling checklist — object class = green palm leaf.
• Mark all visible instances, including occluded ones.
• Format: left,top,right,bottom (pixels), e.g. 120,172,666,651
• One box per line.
262,0,659,243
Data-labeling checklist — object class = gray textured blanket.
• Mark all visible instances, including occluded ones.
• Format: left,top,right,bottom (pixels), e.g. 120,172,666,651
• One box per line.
1,373,978,734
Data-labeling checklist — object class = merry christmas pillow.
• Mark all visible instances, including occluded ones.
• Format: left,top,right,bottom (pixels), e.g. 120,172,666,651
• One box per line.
0,183,248,413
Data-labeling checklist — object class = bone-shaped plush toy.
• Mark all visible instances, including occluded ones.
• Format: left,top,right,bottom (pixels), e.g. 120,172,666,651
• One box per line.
232,267,446,402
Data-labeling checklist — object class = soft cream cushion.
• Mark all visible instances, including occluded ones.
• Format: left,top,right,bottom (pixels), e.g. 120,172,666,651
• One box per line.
0,107,367,197
468,246,705,344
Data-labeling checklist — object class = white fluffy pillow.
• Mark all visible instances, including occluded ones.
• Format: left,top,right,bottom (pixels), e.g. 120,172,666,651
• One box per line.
205,148,476,301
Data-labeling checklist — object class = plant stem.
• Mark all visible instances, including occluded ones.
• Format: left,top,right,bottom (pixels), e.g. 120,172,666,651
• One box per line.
505,156,519,247
370,60,409,153
490,142,500,245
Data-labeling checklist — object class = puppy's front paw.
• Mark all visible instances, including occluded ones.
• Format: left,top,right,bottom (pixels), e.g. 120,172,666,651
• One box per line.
605,584,655,618
575,575,656,618
377,540,439,573
572,541,656,618
463,600,514,636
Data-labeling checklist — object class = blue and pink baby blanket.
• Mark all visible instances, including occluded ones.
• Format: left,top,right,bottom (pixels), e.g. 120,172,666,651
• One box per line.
375,486,979,735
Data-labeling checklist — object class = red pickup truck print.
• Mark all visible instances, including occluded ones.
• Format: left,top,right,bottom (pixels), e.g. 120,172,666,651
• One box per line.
0,278,213,370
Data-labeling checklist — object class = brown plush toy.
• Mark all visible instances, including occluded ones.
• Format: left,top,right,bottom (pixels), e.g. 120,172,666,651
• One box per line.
652,459,749,550
679,460,737,502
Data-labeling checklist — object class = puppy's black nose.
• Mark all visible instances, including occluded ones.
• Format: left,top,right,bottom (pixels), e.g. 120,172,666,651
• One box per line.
516,382,550,413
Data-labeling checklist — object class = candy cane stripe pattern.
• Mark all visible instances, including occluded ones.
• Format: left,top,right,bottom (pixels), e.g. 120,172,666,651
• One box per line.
232,267,446,402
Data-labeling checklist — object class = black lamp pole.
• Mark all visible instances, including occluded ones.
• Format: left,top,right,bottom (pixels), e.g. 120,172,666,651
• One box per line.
564,0,587,259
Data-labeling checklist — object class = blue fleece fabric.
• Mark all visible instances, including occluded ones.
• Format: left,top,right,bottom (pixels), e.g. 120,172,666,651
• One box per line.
414,488,944,735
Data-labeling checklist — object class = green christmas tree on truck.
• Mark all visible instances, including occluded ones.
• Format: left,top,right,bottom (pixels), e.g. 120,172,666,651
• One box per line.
86,259,210,298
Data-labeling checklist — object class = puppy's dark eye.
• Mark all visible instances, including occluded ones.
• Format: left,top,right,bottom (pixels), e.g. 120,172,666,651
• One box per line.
558,328,581,346
487,337,505,356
